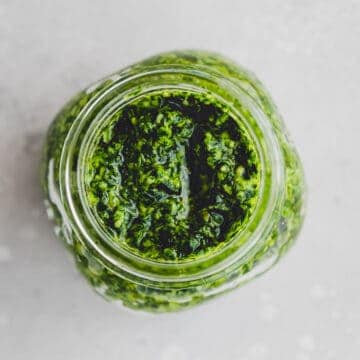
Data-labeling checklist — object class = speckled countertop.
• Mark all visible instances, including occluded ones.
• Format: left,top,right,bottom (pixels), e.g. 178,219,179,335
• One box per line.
1,1,360,359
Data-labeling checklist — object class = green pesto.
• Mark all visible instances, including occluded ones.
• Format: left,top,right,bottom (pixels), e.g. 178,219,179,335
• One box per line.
84,90,260,261
42,50,306,312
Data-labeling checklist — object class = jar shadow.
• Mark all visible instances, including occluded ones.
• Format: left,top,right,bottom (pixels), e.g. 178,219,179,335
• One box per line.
17,129,58,245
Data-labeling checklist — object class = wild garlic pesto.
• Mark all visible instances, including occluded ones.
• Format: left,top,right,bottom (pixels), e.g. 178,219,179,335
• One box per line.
85,90,260,262
42,50,305,312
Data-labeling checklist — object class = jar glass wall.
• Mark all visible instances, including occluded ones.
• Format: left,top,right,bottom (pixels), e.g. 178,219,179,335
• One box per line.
42,51,305,312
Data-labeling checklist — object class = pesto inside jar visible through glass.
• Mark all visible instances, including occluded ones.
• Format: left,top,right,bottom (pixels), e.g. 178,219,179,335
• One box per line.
83,89,261,262
42,50,306,312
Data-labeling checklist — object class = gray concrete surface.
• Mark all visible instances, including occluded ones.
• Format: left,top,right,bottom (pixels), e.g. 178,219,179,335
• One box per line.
1,1,360,359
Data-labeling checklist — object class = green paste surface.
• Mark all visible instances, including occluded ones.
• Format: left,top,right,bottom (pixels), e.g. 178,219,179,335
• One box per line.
84,90,261,261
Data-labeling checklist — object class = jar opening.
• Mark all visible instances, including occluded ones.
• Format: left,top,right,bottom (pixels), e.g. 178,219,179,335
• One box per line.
61,66,284,282
80,87,261,263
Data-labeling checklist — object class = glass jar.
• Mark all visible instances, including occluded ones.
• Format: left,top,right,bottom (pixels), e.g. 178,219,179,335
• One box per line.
41,50,305,312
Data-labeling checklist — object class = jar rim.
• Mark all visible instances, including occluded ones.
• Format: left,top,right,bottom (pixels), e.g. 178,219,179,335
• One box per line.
59,64,285,284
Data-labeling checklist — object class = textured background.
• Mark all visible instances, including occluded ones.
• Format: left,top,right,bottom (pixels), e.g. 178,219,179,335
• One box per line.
1,1,360,359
